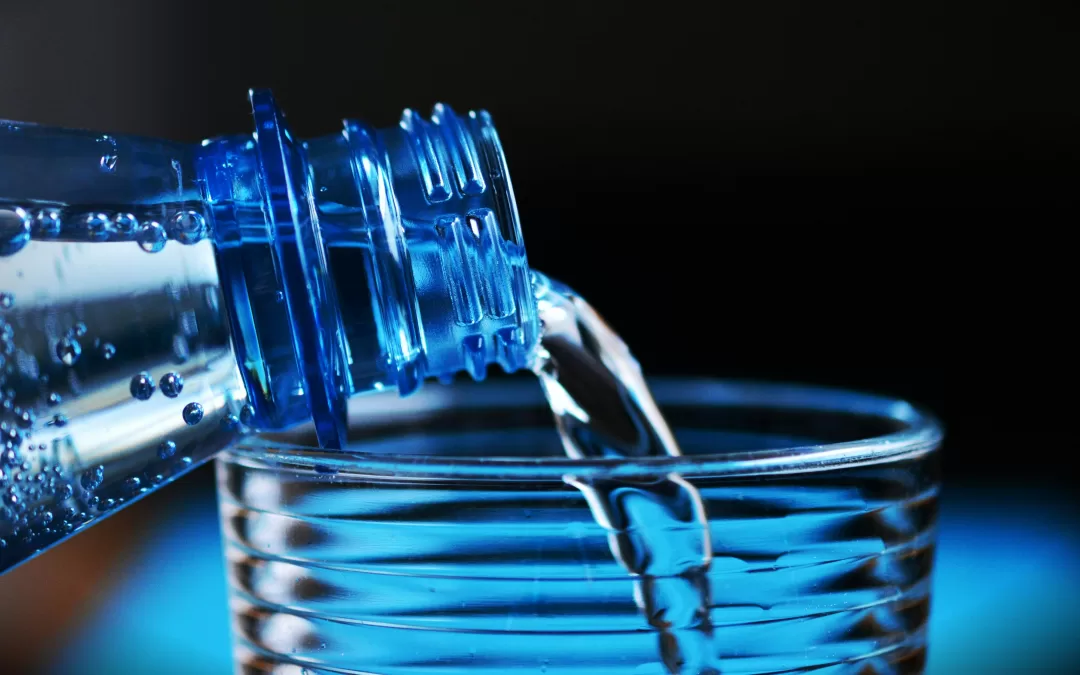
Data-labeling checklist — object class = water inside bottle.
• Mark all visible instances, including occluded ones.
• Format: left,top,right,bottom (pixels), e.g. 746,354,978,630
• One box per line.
0,209,248,570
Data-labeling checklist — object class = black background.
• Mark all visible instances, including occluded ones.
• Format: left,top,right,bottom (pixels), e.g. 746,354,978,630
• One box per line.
3,0,1074,488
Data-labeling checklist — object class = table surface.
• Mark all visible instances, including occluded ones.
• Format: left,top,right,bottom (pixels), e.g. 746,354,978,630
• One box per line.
46,487,1080,674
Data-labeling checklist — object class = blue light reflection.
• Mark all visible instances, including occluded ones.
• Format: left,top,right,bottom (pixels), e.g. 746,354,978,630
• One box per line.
48,488,1079,674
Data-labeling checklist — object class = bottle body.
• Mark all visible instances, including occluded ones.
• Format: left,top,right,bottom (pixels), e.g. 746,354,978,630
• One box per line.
0,119,249,571
0,219,247,574
0,90,538,573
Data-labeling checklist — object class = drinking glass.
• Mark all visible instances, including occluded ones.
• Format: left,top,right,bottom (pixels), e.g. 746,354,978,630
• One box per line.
216,377,943,674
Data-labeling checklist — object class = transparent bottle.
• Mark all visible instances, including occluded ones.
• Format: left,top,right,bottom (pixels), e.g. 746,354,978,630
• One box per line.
0,89,539,573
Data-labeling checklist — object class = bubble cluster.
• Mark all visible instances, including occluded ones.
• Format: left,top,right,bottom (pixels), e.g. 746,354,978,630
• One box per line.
129,372,156,400
0,202,218,256
182,402,204,426
159,372,184,398
80,465,104,491
0,196,238,569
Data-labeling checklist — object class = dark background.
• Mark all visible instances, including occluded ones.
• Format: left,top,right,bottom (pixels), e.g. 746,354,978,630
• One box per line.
12,0,1068,486
0,0,1073,672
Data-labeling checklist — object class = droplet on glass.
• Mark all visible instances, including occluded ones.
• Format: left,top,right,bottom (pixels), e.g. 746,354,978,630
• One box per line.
172,211,206,245
137,221,167,253
0,208,32,256
35,209,62,237
182,402,204,426
129,372,155,400
56,337,81,366
113,213,139,237
85,213,111,240
159,372,184,397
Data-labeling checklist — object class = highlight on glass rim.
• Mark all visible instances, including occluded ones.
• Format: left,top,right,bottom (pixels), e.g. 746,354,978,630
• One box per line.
0,7,972,671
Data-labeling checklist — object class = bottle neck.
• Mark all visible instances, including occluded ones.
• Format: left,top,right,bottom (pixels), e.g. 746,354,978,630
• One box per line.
199,90,538,448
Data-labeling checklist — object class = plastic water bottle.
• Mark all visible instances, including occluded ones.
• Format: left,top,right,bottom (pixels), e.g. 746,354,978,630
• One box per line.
0,89,539,572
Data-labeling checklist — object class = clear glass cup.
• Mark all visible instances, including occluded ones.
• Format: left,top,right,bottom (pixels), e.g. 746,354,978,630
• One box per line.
216,377,943,675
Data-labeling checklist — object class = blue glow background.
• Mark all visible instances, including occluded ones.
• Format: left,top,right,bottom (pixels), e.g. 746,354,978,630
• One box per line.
43,483,1080,674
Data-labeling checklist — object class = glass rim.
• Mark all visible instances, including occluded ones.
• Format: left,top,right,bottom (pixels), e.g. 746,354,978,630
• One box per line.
234,377,943,480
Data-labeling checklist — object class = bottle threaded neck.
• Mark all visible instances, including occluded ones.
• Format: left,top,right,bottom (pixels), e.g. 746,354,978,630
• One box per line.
200,90,538,448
